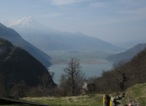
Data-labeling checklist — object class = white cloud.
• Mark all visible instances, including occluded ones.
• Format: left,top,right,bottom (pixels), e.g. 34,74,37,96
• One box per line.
51,0,82,6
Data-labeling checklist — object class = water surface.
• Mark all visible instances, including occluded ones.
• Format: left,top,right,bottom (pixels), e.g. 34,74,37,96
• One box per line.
49,61,113,83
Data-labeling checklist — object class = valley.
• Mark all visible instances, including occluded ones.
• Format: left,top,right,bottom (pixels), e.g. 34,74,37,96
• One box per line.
47,51,113,83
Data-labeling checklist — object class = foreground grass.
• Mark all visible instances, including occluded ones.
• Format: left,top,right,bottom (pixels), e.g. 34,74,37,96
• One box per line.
1,83,146,106
122,83,146,105
22,94,103,106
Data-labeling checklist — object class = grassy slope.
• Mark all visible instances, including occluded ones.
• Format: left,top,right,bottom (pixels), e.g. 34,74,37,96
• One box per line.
122,83,146,105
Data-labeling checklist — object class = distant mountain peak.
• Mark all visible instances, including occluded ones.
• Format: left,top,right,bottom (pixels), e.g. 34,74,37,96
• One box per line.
6,16,38,28
14,16,34,25
5,17,58,33
4,17,122,52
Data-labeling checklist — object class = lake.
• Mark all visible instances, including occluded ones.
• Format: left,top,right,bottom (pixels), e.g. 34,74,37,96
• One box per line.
49,61,113,84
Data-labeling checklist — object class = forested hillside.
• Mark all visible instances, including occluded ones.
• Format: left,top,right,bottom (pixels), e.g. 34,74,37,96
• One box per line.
0,38,56,97
94,48,146,93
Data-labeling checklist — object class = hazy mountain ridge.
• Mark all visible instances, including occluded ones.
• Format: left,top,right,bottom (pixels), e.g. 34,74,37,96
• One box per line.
7,17,123,52
0,22,52,67
107,43,146,64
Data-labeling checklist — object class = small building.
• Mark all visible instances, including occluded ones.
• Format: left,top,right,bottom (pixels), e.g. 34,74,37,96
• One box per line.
81,80,95,95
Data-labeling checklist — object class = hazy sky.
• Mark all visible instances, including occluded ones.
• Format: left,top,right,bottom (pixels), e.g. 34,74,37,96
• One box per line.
0,0,146,46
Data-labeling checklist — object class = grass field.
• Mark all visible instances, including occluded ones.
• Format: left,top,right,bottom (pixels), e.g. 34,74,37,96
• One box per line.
22,94,103,106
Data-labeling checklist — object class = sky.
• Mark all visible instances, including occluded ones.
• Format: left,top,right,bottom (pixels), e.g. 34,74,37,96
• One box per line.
0,0,146,47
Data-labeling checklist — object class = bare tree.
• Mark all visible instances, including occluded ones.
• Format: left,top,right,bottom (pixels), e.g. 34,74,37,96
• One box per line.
60,58,85,96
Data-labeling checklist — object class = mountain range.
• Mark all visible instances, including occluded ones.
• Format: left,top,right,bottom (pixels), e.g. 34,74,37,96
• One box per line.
6,17,123,52
107,43,146,64
0,23,51,67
